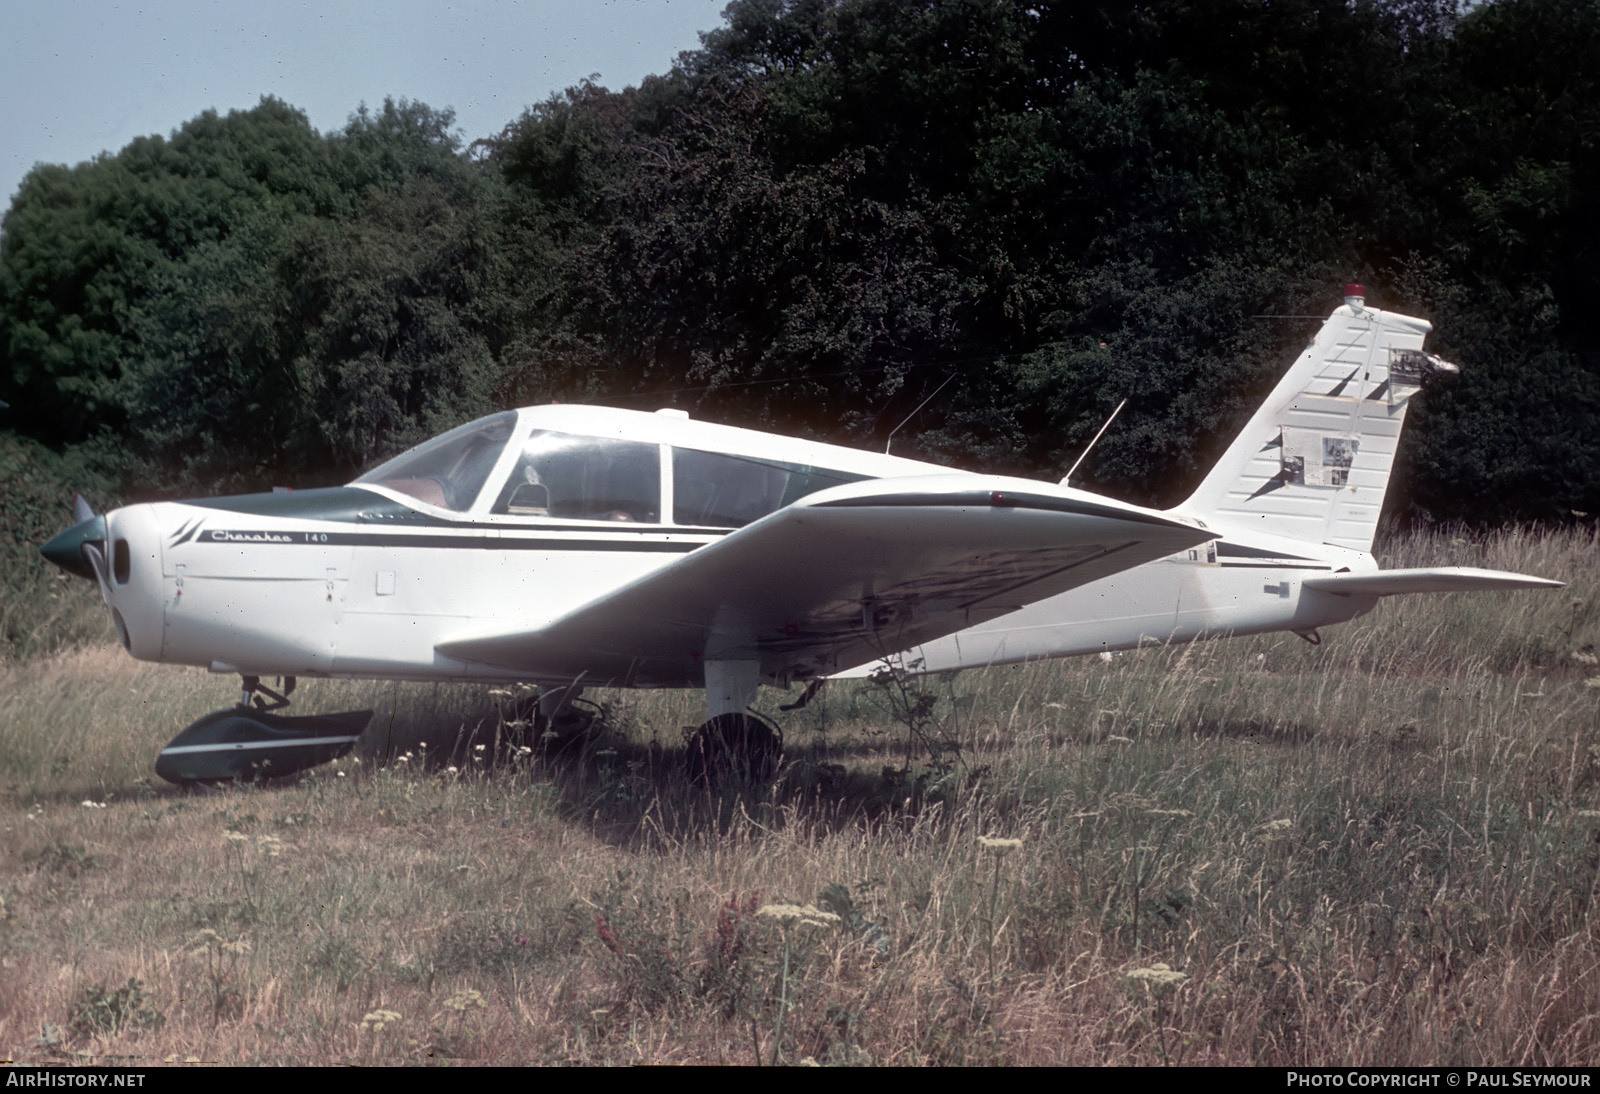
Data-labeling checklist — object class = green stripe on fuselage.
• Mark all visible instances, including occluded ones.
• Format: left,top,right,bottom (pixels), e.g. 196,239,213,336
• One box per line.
187,487,431,524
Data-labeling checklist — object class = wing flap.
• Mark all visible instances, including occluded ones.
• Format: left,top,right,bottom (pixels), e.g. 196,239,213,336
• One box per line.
437,475,1208,686
1302,567,1563,597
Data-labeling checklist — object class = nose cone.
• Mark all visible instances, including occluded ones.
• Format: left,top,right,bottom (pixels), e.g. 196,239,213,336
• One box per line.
41,514,107,580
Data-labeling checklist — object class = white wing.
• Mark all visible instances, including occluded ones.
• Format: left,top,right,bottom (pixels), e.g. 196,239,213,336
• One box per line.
436,474,1210,687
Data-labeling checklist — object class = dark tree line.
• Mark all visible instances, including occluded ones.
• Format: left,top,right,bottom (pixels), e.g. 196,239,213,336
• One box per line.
3,0,1597,521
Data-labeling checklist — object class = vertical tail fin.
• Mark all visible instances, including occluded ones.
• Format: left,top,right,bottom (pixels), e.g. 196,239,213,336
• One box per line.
1179,286,1457,553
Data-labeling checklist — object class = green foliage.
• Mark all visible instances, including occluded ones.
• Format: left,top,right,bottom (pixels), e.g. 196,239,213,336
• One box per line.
2,97,517,495
68,978,164,1039
23,842,99,875
0,432,115,659
592,873,691,1013
430,911,577,977
818,881,891,958
865,660,960,776
185,930,252,1023
700,891,763,1021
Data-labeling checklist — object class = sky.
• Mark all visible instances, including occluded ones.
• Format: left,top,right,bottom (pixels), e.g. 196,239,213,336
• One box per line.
1,0,732,206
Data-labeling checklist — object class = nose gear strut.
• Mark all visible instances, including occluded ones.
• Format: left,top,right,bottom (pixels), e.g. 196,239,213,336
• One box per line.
240,675,295,712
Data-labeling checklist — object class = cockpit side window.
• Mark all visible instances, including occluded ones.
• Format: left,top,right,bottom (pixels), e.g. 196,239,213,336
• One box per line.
492,432,661,523
672,449,870,528
353,411,517,512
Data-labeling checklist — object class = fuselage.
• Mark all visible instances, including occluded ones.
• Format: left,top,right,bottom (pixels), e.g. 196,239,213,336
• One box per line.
69,403,1380,687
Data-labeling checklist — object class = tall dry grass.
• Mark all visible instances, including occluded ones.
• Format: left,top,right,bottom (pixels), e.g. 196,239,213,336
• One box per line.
0,525,1597,1065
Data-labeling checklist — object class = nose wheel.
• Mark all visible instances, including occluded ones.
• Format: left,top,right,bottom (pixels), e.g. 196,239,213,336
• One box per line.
154,675,371,786
504,687,605,755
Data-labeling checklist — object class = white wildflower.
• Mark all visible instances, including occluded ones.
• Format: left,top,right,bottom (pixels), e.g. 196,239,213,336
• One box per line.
757,903,842,930
360,1009,402,1033
1126,963,1189,986
443,989,486,1012
977,835,1023,854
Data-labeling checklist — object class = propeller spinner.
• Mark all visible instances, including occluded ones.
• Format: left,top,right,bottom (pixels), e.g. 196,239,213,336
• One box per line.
40,494,108,584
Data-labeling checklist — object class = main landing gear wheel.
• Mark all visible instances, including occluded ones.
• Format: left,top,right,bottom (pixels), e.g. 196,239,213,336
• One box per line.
683,711,784,786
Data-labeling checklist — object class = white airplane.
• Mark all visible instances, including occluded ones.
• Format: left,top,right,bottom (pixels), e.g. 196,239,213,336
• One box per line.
41,285,1559,784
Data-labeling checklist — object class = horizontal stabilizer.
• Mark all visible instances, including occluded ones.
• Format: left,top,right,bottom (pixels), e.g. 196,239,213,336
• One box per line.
1301,567,1563,597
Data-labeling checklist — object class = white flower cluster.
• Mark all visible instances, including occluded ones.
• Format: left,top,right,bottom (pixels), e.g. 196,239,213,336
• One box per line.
443,989,486,1012
977,835,1023,854
360,1009,402,1032
1126,963,1189,986
757,903,842,930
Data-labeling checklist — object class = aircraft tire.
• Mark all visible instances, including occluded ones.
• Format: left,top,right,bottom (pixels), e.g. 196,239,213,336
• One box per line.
683,712,783,786
506,694,603,756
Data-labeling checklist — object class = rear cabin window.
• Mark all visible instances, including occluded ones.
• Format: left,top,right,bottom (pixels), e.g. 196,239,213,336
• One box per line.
672,449,869,528
492,432,660,523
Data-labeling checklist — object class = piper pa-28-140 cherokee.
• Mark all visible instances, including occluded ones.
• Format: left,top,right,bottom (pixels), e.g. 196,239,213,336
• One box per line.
40,285,1561,785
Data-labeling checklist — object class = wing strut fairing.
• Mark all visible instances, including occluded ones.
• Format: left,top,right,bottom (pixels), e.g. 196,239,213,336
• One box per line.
436,475,1209,687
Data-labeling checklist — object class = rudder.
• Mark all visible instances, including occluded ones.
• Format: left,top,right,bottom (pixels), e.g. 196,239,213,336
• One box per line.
1178,286,1457,552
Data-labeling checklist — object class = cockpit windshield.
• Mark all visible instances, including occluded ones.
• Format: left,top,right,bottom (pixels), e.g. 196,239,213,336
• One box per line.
353,411,517,512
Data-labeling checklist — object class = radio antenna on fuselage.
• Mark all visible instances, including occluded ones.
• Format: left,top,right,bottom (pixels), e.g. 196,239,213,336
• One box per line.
1060,398,1127,488
884,372,957,456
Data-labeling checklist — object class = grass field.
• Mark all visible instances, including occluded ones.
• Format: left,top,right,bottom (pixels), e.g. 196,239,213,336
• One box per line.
2,526,1597,1066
